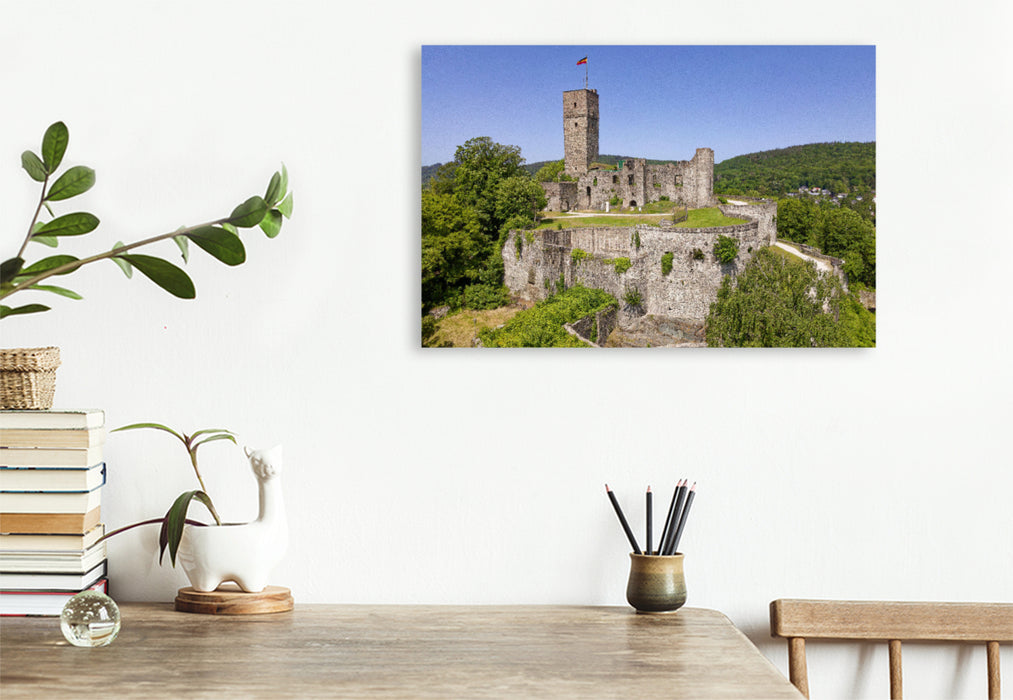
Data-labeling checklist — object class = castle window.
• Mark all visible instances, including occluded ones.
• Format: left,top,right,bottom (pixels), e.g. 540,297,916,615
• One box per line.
612,175,618,184
628,175,634,185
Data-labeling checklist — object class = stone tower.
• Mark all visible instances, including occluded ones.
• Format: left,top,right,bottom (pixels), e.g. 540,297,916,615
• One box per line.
563,88,599,176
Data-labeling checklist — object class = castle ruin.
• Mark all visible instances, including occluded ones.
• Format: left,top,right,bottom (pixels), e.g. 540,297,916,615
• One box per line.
542,88,717,212
504,85,778,345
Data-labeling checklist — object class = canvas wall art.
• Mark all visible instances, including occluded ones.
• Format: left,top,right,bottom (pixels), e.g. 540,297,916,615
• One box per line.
421,46,875,348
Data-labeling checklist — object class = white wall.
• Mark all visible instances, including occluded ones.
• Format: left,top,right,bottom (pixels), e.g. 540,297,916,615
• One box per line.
3,2,1010,698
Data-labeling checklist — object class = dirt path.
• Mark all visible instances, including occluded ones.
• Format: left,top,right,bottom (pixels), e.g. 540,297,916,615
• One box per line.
774,241,832,274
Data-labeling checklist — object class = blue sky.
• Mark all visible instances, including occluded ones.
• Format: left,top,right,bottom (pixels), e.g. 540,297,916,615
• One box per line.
421,45,875,167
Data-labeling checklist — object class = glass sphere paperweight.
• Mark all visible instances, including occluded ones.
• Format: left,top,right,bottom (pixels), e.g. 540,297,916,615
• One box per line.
60,590,121,647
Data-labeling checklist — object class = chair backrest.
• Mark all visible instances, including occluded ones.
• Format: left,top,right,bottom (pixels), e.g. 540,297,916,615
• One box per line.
769,599,1013,699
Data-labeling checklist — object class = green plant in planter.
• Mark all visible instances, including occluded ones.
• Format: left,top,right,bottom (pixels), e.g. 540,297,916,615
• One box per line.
100,423,235,566
1,121,293,320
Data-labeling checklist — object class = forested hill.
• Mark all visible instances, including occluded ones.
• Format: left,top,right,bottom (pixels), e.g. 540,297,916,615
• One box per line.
424,142,875,197
422,155,662,186
713,142,875,197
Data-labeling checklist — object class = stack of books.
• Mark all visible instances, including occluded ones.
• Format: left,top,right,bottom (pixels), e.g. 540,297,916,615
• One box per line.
0,409,109,616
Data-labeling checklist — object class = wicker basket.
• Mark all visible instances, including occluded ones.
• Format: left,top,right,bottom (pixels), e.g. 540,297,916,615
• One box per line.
0,347,61,410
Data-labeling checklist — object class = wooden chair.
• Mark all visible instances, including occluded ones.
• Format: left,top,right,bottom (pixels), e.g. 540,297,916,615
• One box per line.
769,599,1013,699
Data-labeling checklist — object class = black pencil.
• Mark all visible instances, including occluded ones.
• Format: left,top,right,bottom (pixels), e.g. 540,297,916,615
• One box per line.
646,486,653,555
670,482,696,555
662,480,688,555
605,484,641,554
658,479,683,554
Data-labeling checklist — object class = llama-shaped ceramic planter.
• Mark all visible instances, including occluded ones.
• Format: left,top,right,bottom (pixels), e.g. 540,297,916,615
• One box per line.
178,445,288,593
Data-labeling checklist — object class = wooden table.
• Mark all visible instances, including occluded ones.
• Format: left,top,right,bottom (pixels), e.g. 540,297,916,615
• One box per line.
1,605,802,698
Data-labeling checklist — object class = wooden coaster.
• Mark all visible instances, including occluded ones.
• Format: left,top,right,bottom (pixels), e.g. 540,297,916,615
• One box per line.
174,583,294,615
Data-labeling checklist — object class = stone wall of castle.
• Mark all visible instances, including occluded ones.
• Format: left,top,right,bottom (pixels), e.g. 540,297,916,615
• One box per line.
542,181,578,211
718,200,777,246
504,212,773,321
546,148,718,212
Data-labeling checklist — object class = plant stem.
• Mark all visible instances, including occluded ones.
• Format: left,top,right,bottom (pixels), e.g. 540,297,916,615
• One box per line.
189,450,210,500
95,517,208,545
17,176,50,259
1,215,232,301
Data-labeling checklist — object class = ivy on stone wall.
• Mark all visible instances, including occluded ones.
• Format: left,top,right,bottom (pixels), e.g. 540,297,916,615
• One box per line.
713,235,739,264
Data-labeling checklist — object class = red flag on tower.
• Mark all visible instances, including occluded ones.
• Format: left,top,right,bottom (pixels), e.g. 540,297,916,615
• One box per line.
576,56,588,65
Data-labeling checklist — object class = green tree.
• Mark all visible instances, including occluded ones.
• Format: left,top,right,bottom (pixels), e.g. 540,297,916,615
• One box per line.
776,198,821,244
494,176,547,229
421,137,541,313
421,190,483,309
534,159,569,182
447,137,527,238
817,208,876,288
706,248,849,347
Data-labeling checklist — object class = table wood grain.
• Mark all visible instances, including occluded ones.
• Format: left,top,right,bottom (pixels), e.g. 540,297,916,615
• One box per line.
1,604,802,698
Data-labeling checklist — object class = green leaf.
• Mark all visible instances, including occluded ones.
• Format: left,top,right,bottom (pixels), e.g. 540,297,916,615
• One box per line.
189,428,235,439
277,191,293,219
42,122,69,172
186,226,246,266
192,433,238,452
173,235,190,263
111,422,186,442
221,222,238,236
118,254,196,299
1,258,25,285
228,195,268,228
264,171,282,206
18,255,80,277
279,164,288,199
1,303,51,319
34,212,100,237
21,151,47,182
160,490,220,566
28,284,82,300
259,209,283,238
46,165,95,201
109,242,133,278
32,235,59,248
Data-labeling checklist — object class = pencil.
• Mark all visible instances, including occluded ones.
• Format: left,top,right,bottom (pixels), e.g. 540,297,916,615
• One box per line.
670,482,696,555
646,486,653,555
662,480,688,555
605,484,641,554
658,479,684,554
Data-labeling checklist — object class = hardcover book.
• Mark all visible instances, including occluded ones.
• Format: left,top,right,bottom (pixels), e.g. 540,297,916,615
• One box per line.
0,426,106,449
0,577,108,616
0,506,102,535
0,445,104,468
0,409,104,431
0,559,106,590
0,463,106,493
0,524,105,552
0,541,106,574
0,484,102,514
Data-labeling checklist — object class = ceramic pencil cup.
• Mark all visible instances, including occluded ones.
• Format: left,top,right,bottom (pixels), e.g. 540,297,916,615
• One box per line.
626,553,686,613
